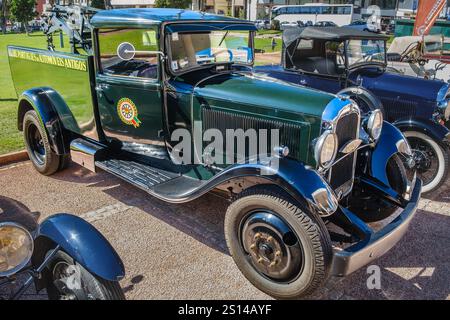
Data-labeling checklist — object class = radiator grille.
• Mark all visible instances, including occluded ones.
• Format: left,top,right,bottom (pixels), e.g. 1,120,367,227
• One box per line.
382,98,418,122
202,108,303,161
328,112,359,196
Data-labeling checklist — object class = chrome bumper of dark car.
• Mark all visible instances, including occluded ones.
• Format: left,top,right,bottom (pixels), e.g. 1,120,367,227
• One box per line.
331,178,422,277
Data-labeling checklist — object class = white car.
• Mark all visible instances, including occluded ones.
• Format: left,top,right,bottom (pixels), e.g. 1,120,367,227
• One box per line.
255,20,270,30
280,21,299,30
346,19,381,33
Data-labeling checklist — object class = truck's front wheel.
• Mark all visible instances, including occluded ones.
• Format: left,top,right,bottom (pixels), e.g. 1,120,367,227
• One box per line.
23,110,61,175
224,185,332,299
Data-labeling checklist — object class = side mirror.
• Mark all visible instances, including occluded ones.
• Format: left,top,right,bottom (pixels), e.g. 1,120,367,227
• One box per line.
117,42,165,61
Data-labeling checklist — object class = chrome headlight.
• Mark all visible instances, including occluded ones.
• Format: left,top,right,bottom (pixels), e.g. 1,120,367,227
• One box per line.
0,223,34,277
366,109,383,141
314,130,338,168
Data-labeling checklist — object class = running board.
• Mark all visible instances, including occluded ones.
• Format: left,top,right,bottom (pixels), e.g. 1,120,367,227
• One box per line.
95,158,206,202
70,138,107,172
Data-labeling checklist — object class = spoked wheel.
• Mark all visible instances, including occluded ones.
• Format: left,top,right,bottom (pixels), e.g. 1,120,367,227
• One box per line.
404,131,449,195
225,185,332,299
45,251,125,300
23,110,63,175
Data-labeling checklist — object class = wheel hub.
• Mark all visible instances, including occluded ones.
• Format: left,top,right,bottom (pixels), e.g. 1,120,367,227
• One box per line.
27,124,46,165
412,149,431,170
241,212,303,282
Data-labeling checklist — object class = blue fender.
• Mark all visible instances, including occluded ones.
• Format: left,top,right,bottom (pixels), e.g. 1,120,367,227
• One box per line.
393,118,450,144
18,87,78,155
35,214,125,281
370,121,409,186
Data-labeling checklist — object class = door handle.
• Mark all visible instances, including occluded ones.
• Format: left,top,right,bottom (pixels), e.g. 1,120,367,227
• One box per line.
95,83,114,104
95,83,110,91
95,83,109,91
299,79,307,86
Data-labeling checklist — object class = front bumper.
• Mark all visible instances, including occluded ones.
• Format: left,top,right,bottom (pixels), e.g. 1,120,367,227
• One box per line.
331,178,422,277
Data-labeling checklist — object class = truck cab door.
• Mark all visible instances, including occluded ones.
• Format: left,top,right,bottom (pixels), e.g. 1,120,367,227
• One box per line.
95,28,165,157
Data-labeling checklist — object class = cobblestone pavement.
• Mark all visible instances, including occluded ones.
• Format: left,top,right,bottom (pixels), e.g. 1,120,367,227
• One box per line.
0,161,448,300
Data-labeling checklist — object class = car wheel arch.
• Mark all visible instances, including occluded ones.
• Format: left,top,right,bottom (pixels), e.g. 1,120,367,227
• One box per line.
17,88,71,155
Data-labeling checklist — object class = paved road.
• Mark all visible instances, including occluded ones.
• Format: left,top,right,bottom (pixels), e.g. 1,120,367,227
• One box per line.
0,161,449,300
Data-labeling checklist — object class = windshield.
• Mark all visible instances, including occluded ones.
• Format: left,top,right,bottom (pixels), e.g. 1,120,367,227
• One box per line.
424,39,450,55
345,39,386,67
168,30,253,73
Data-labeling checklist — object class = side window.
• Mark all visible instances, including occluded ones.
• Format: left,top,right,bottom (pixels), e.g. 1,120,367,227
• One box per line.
98,28,159,79
334,42,346,74
297,39,314,50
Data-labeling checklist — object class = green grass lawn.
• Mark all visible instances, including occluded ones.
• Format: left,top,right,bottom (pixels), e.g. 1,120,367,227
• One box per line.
256,30,282,36
254,37,282,53
0,32,70,154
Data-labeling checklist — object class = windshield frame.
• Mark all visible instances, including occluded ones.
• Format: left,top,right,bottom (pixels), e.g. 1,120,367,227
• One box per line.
165,28,255,76
345,38,387,71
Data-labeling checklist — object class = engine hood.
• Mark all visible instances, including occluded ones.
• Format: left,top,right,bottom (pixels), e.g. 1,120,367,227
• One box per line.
350,67,447,102
193,72,337,118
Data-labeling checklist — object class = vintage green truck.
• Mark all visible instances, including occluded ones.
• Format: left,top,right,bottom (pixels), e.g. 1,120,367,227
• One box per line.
8,8,421,299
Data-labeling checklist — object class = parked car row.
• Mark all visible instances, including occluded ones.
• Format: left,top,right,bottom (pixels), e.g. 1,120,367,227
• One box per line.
5,8,447,300
259,18,381,33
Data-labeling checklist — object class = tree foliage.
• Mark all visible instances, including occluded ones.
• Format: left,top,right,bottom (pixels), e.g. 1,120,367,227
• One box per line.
154,0,191,9
10,0,36,29
1,0,10,34
90,0,105,10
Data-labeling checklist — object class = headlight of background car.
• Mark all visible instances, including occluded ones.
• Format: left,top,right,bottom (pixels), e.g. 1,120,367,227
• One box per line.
314,130,338,168
366,109,383,141
436,84,450,121
0,223,34,277
437,100,450,121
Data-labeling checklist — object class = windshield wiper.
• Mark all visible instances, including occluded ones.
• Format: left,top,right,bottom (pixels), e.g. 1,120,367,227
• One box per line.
218,31,229,47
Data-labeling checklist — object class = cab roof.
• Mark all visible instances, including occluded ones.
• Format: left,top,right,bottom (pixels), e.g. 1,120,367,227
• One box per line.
91,8,251,28
283,27,389,47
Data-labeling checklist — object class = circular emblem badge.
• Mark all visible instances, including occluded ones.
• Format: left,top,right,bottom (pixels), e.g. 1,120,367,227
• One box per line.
117,98,141,128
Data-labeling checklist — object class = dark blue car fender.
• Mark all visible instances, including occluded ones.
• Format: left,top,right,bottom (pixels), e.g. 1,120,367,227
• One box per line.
393,118,450,145
32,214,125,284
370,121,411,187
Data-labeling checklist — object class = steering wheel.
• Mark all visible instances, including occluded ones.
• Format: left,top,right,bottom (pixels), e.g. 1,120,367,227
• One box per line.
212,49,233,61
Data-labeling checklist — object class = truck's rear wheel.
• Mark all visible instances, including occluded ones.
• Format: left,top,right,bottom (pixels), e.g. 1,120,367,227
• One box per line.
23,110,61,175
224,185,332,299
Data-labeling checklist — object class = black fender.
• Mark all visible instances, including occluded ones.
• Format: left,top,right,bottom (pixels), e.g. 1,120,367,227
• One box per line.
370,121,411,187
393,118,450,145
32,214,125,290
337,86,384,116
171,158,339,217
18,87,78,155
